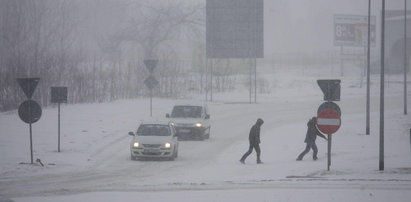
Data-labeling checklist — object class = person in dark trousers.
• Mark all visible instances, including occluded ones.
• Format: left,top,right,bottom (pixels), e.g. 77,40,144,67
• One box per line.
240,118,264,164
296,117,327,161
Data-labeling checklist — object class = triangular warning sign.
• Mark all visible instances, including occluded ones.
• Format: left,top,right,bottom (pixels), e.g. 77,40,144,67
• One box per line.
17,78,40,99
144,59,158,74
317,79,341,101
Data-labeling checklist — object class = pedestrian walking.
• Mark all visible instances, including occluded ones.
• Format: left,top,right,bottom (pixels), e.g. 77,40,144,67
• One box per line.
240,118,264,164
296,117,327,161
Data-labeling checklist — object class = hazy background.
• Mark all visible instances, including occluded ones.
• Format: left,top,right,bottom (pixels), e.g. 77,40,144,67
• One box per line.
266,0,406,54
0,0,408,112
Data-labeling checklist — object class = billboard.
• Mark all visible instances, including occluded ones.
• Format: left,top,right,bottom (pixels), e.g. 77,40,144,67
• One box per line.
206,0,264,58
334,14,376,47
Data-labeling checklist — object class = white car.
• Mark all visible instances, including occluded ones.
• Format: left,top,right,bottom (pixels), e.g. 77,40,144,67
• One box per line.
166,103,211,140
129,120,178,161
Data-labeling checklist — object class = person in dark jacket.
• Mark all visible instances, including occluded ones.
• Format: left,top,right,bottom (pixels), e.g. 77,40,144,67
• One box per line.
240,118,264,164
296,117,327,161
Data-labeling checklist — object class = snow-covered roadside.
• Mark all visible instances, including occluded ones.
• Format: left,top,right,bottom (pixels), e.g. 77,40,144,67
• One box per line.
1,73,411,202
13,187,411,202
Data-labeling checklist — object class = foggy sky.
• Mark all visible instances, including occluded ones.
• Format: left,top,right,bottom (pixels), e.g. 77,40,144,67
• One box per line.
265,0,408,55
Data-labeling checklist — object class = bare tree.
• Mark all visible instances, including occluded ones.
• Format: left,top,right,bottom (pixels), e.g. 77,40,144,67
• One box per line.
0,0,206,112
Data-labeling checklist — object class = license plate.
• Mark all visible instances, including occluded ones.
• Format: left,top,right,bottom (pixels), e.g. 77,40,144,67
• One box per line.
179,129,190,133
144,149,159,153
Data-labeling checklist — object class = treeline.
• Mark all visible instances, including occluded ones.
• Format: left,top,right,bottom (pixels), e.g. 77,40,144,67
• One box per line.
0,0,208,112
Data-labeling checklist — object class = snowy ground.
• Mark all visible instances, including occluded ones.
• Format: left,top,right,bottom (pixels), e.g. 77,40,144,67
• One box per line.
1,70,411,202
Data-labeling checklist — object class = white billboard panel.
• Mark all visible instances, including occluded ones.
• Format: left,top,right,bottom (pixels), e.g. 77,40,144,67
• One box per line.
206,0,264,58
334,15,376,47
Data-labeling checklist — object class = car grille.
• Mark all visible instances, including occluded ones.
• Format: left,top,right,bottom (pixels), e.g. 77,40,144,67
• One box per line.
142,151,162,155
175,123,193,127
142,144,161,148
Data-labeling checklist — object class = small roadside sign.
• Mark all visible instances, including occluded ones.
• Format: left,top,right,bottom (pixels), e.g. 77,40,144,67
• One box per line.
18,100,42,124
51,87,68,103
51,87,68,152
144,59,158,74
143,59,159,117
317,79,341,101
144,75,159,89
317,109,341,135
17,78,40,99
317,101,341,117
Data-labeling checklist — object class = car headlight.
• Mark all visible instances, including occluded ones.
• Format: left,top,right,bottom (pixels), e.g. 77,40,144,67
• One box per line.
170,122,175,126
132,142,140,148
195,122,202,127
164,142,171,148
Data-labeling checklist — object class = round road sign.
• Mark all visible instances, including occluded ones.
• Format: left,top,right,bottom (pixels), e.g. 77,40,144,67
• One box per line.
316,109,341,135
317,101,341,117
18,100,42,124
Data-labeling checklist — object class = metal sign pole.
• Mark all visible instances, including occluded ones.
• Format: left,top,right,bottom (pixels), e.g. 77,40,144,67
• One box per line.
205,59,208,101
57,102,60,152
328,134,332,171
143,59,158,116
58,103,61,152
28,98,34,164
340,46,344,77
211,59,213,102
404,0,408,115
366,0,371,135
379,0,386,171
150,89,153,117
29,123,33,164
254,58,257,103
249,59,252,104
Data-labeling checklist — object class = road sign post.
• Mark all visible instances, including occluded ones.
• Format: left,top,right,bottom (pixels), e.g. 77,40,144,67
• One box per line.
18,100,42,164
316,79,341,171
51,87,68,152
17,78,41,164
144,59,159,117
327,134,332,171
317,108,341,171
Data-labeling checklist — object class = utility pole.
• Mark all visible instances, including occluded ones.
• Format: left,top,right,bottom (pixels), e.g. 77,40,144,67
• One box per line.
366,0,371,135
404,0,408,115
379,0,386,171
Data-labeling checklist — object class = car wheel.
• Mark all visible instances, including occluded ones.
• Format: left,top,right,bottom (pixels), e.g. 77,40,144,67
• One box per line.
169,155,175,161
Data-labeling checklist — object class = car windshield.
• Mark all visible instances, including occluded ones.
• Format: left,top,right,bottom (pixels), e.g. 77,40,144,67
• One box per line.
171,106,202,118
136,124,171,136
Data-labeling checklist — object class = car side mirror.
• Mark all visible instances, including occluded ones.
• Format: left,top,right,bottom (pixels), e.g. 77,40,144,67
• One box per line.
166,113,170,118
128,132,135,136
205,114,210,119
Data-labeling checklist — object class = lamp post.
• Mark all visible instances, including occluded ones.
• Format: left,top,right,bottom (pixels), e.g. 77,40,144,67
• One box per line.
379,0,386,171
404,0,408,115
366,0,371,135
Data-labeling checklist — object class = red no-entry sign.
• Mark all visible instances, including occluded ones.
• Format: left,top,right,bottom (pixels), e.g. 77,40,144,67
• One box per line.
317,109,341,135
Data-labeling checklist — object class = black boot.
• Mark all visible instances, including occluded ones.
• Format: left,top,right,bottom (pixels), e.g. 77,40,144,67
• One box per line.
257,159,263,164
239,156,246,164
